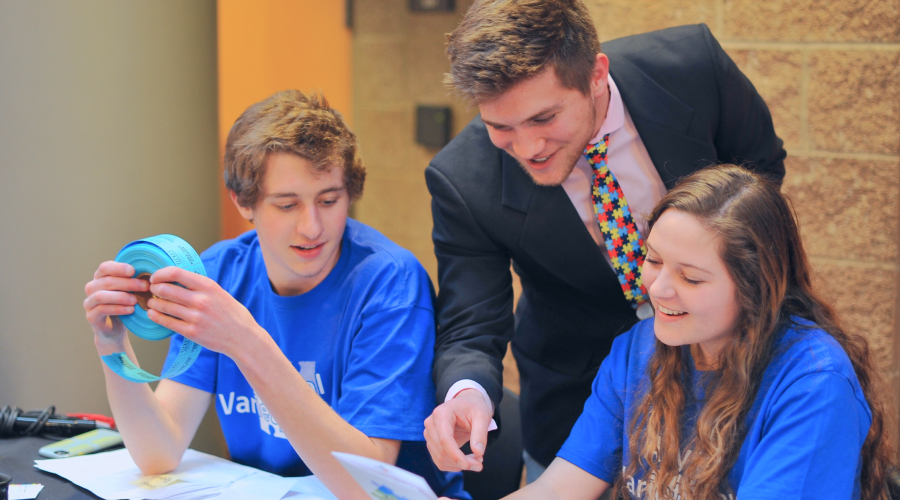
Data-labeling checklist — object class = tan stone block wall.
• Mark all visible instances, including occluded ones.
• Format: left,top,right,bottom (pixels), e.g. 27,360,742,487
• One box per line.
586,0,717,43
785,157,900,261
352,1,900,401
727,50,803,151
723,0,900,43
808,50,900,155
353,0,477,282
812,260,898,373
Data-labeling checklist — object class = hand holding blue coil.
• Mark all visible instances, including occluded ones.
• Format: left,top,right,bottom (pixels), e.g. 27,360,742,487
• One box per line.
100,234,206,383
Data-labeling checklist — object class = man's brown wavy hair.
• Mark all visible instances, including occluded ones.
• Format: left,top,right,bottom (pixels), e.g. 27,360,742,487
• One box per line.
224,90,365,208
444,0,601,103
618,165,897,499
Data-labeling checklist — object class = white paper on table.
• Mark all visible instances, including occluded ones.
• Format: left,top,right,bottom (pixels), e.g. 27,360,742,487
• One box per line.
33,447,136,481
33,447,304,500
332,452,438,500
214,471,300,500
9,483,44,500
281,476,338,500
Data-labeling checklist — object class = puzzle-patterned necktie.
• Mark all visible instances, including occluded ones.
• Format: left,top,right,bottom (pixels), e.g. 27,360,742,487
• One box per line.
584,134,652,319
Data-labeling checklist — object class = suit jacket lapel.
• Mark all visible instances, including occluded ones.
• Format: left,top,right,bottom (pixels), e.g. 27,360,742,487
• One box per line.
608,54,717,189
501,152,616,297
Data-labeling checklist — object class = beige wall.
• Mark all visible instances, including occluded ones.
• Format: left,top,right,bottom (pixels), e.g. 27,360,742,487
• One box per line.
351,0,900,403
0,1,225,456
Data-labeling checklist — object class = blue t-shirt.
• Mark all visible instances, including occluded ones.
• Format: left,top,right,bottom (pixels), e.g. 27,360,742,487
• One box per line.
162,220,468,499
558,318,871,499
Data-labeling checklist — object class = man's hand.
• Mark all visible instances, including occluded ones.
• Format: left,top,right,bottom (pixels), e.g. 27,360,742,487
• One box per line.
144,266,264,359
424,389,492,472
84,261,150,351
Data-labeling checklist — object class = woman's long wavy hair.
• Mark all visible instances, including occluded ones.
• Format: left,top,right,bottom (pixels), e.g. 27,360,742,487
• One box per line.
617,165,897,499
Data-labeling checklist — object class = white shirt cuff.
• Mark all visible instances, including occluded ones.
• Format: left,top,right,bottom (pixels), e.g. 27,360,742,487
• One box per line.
445,380,499,431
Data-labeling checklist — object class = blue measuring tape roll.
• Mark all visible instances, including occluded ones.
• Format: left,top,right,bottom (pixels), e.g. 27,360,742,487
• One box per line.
100,234,206,383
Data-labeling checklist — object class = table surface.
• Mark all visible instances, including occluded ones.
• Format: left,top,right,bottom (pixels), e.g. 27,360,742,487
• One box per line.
0,435,100,500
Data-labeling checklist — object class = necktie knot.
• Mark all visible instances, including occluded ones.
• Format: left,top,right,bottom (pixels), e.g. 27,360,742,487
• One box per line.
584,134,610,169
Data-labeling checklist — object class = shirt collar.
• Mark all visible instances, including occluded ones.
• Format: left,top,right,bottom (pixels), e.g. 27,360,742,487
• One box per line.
590,74,624,144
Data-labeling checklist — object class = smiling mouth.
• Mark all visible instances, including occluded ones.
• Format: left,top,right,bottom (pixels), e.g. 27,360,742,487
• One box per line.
524,152,556,170
657,304,687,316
293,244,322,250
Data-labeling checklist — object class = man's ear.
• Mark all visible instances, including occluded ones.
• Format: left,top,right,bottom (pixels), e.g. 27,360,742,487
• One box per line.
229,191,255,222
590,53,610,99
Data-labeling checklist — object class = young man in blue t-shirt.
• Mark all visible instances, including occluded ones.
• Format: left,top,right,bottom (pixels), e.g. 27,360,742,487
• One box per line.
84,90,467,499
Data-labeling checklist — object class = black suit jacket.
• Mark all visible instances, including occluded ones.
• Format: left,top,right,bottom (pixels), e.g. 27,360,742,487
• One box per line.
426,24,786,466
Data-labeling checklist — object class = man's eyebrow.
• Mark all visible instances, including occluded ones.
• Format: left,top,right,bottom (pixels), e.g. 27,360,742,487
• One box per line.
266,192,297,199
316,186,345,195
526,104,562,121
265,186,345,199
645,242,712,274
482,104,563,128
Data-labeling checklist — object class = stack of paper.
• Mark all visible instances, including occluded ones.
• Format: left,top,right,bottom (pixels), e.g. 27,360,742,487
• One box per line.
34,448,336,500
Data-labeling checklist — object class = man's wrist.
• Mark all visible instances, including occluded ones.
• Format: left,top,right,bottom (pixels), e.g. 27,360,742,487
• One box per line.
94,333,126,356
456,388,487,402
230,325,278,369
451,387,499,432
446,380,494,413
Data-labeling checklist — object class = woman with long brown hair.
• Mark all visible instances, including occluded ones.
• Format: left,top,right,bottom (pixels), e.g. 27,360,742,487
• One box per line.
498,165,897,499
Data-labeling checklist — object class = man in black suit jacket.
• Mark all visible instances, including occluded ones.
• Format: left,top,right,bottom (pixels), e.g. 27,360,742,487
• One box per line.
422,0,785,479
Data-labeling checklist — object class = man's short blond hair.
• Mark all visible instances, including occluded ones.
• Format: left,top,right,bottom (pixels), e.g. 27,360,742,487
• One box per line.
224,90,365,208
445,0,601,103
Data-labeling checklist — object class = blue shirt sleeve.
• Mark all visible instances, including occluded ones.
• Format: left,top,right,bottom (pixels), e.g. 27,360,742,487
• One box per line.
736,371,869,500
337,303,437,442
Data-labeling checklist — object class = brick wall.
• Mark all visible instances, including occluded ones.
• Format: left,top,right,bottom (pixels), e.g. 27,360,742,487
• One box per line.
351,0,900,401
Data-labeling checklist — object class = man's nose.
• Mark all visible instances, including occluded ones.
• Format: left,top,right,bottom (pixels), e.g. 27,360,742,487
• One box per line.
512,132,546,160
297,208,324,240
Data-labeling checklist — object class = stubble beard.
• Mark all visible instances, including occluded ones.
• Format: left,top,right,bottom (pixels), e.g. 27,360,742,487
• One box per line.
516,103,599,187
515,146,583,187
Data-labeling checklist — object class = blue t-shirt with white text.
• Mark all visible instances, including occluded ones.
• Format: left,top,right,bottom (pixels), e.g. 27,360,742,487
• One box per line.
162,220,467,498
558,318,871,499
